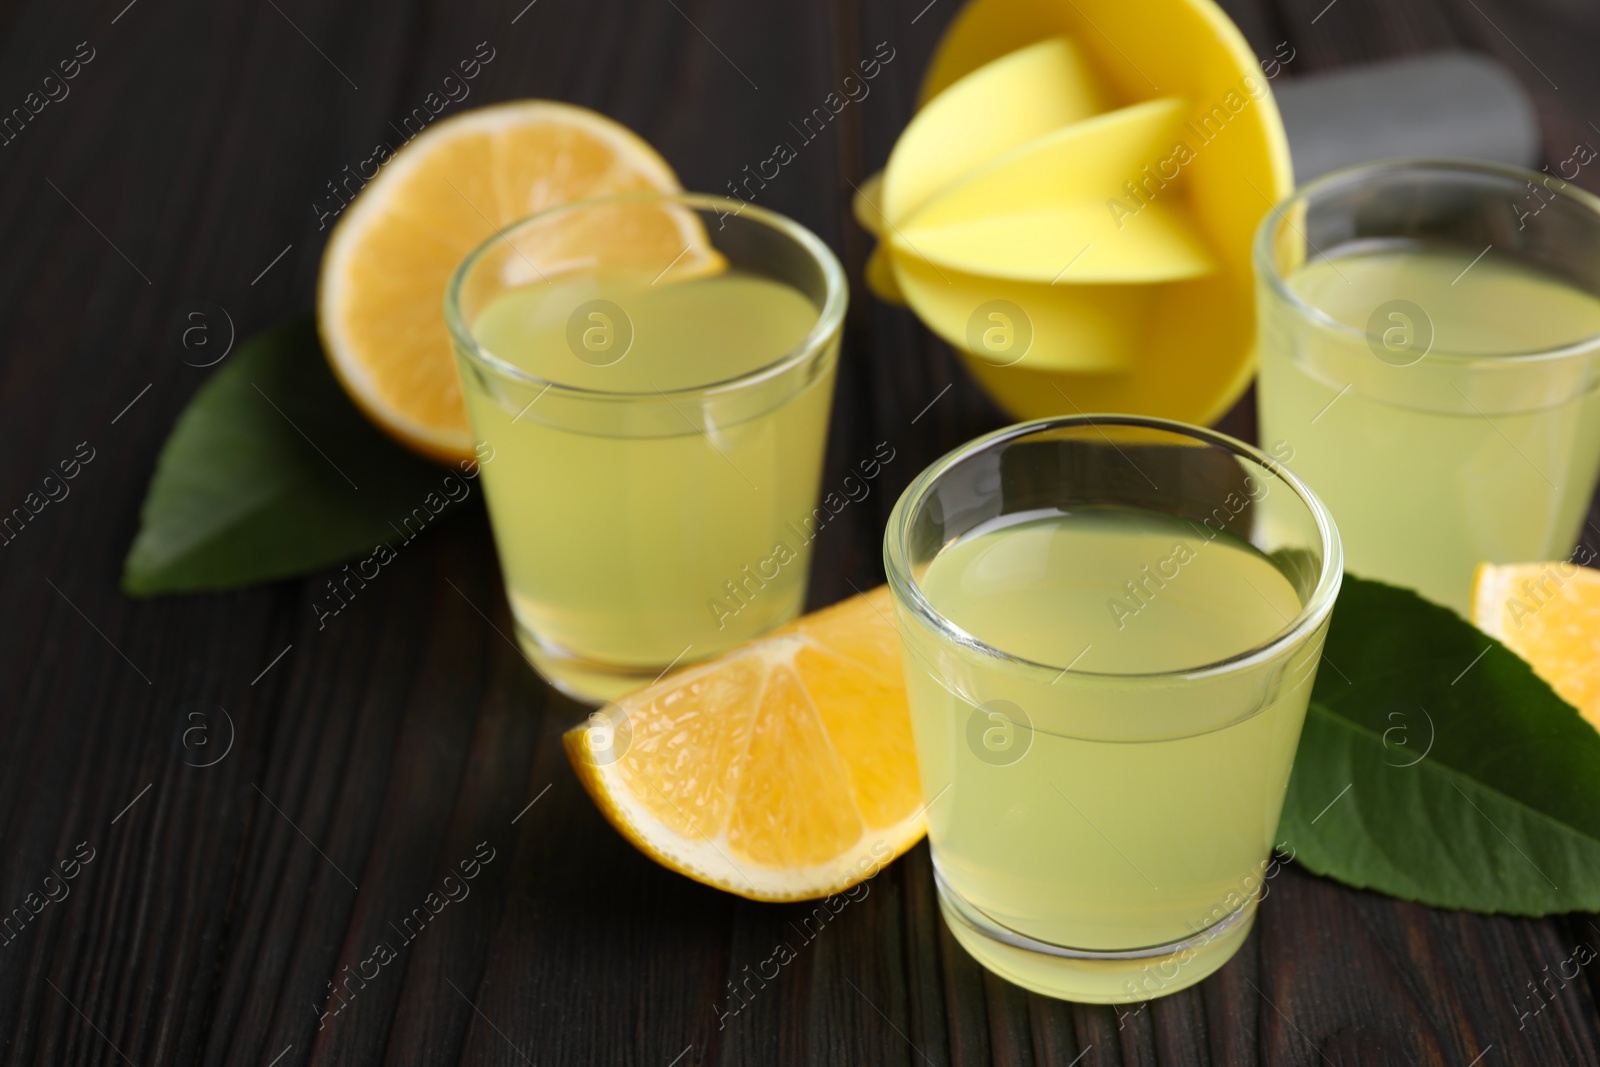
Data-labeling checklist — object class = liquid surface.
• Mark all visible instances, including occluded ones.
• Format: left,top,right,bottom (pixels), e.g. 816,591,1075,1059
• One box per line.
897,508,1318,1000
472,271,818,392
461,269,836,700
1261,243,1600,614
920,508,1299,674
1290,243,1600,356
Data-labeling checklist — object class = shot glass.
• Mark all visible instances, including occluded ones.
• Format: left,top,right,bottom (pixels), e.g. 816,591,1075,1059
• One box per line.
446,193,846,702
1256,160,1600,615
883,416,1342,1003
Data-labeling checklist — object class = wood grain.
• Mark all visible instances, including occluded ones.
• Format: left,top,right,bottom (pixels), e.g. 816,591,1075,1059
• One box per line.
0,0,1597,1063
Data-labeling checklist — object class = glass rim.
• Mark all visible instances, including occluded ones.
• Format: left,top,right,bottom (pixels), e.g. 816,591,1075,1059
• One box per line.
1253,157,1600,365
883,415,1344,682
443,190,848,401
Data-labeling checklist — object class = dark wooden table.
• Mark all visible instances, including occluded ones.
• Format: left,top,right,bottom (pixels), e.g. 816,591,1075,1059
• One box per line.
5,0,1600,1062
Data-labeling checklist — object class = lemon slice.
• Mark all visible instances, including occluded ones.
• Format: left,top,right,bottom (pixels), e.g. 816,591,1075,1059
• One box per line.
318,101,685,462
1472,561,1600,729
565,586,925,901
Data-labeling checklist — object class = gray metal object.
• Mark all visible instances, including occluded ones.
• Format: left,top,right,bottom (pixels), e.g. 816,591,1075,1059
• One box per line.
1276,51,1542,182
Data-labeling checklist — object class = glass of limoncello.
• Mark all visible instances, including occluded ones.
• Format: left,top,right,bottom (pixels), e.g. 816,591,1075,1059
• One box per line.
884,416,1342,1003
446,193,845,702
1256,160,1600,615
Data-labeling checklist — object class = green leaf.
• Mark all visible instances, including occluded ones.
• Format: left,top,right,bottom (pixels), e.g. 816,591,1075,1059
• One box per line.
1280,574,1600,915
124,316,469,595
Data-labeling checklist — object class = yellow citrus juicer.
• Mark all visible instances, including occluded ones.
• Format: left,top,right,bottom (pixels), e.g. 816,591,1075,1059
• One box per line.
854,0,1292,425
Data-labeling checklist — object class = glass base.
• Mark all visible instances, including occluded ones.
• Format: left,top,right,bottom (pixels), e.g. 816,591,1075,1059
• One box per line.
934,869,1256,1003
514,624,677,705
